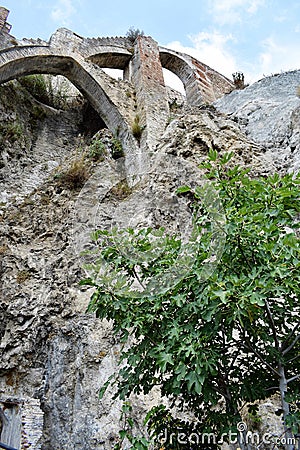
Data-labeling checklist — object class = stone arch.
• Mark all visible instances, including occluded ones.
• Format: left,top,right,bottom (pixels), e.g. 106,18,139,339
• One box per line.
0,46,138,154
87,51,131,70
159,47,234,105
87,52,131,83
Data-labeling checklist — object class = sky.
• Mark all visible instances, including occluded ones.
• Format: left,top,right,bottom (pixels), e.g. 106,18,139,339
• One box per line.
3,0,300,88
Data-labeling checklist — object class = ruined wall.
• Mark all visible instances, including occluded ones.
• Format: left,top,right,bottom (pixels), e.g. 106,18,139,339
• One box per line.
130,36,169,151
159,47,234,105
0,6,11,33
0,9,236,154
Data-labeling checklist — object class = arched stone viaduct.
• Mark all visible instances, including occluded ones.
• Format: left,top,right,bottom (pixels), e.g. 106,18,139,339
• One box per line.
0,8,234,155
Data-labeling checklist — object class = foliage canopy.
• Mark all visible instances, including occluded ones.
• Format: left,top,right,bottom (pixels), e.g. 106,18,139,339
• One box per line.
82,151,300,449
126,27,145,43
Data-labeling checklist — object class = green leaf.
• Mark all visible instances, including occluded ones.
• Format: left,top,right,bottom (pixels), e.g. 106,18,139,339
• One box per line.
176,185,191,194
213,289,228,303
208,148,218,161
220,152,234,164
98,379,111,399
119,429,127,439
185,371,203,394
157,352,174,372
249,293,265,306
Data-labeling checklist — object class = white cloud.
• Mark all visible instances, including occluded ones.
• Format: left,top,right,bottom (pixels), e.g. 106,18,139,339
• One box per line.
165,30,300,87
208,0,265,24
240,36,300,83
256,36,300,78
51,0,76,25
246,0,265,14
166,31,238,81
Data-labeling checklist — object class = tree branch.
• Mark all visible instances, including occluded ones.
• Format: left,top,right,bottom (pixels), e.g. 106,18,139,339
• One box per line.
282,333,300,356
225,343,243,377
281,321,300,353
245,343,280,377
287,373,300,384
264,299,280,349
131,265,146,290
239,329,280,377
286,354,300,364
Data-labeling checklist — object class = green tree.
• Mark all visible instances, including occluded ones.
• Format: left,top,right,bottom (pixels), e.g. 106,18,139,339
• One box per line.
82,151,300,449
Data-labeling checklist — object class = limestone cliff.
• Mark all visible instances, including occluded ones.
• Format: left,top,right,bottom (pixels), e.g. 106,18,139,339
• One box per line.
0,9,299,447
215,70,300,173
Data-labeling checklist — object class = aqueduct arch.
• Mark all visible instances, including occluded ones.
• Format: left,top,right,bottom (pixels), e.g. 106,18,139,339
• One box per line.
0,8,235,153
159,47,234,105
87,52,131,70
0,46,138,155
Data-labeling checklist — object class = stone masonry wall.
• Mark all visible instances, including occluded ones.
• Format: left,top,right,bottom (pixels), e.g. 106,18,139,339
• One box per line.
159,47,234,105
0,7,237,156
0,7,11,33
131,36,169,152
192,58,220,103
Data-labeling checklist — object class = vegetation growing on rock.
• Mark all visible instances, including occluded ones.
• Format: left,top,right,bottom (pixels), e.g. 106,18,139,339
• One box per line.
84,151,300,448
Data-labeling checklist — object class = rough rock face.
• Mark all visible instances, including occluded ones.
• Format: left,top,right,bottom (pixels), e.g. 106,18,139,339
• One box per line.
215,70,300,173
0,82,85,204
0,71,298,448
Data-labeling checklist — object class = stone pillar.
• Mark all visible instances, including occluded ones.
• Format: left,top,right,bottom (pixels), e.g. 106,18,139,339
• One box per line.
123,60,132,81
0,397,44,449
0,7,11,34
0,400,22,449
190,58,234,104
131,36,169,153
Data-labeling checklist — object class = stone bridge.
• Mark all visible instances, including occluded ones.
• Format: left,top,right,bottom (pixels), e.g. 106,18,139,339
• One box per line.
0,7,234,155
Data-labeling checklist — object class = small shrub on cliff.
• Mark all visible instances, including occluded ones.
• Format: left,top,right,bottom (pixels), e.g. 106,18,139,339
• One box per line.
31,105,46,121
109,179,132,200
19,74,49,104
16,269,31,284
111,137,124,159
126,26,145,43
0,245,7,255
233,71,246,89
0,121,23,147
18,74,69,109
131,115,143,142
88,137,107,161
56,156,90,190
